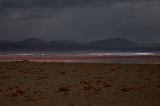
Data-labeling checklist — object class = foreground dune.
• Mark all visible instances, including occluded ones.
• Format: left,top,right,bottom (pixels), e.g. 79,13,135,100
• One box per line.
0,62,160,106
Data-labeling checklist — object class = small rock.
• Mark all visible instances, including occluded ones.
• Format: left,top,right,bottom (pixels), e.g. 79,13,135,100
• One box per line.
96,80,112,87
11,86,24,97
59,86,70,92
80,80,92,85
121,87,133,92
83,85,94,90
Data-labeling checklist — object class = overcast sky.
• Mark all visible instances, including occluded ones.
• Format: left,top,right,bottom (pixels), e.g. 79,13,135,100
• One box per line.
0,0,160,43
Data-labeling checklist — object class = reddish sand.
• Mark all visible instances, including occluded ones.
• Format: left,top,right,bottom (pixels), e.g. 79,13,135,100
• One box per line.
0,55,160,60
0,62,160,106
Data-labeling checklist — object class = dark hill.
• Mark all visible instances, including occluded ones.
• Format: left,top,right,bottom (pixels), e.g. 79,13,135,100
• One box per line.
0,37,159,52
88,38,136,47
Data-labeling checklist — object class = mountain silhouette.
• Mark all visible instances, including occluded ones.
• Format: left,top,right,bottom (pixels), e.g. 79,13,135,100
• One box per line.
0,37,159,51
0,40,11,45
15,38,47,45
88,38,136,47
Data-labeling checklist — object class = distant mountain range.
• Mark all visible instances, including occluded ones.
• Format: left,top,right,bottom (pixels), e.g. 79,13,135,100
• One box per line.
0,37,159,52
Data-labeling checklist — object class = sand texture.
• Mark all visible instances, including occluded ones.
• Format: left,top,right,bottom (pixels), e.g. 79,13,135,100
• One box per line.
0,62,160,106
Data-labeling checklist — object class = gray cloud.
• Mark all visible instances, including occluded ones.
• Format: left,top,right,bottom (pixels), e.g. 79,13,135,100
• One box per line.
0,0,159,9
0,0,160,43
0,0,96,9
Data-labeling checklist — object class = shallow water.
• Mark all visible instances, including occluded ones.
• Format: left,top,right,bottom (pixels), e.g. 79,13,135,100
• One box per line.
0,51,160,63
1,51,160,56
0,58,160,64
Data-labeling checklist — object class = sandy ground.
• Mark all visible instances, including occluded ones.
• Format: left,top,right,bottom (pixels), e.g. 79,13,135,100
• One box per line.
0,62,160,106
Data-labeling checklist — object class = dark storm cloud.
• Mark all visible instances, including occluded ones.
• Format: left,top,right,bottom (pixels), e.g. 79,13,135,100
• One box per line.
0,0,160,43
0,0,159,9
0,0,95,9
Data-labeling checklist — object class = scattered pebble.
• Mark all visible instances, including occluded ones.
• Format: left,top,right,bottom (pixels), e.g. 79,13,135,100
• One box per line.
80,80,92,85
59,86,70,92
11,86,24,97
121,87,133,92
